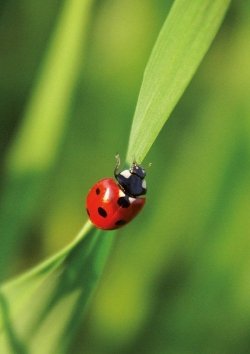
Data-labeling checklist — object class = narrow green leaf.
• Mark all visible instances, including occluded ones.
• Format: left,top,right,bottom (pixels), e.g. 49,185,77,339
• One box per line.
7,0,92,174
0,222,115,354
126,0,230,163
0,0,93,279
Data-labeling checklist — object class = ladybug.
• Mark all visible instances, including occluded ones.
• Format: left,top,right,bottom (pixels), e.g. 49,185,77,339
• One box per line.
86,156,147,230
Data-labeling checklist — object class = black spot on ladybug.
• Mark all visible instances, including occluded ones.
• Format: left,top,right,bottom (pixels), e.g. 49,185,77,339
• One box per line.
98,207,107,218
117,197,130,208
115,219,126,226
96,188,100,195
86,208,90,216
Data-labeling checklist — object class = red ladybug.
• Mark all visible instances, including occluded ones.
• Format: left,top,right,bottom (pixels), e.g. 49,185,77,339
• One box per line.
86,156,147,230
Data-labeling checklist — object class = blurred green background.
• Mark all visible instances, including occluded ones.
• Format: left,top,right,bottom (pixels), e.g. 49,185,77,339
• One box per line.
0,0,250,353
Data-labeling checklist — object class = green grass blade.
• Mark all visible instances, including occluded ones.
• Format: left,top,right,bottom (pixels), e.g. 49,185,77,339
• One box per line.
7,0,92,174
126,0,230,163
0,222,115,354
0,0,92,279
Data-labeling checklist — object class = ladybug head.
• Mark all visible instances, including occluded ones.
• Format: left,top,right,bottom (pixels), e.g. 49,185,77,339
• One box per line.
129,163,146,179
114,158,147,197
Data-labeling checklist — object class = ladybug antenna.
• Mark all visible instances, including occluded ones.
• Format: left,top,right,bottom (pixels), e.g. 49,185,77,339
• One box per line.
114,153,121,177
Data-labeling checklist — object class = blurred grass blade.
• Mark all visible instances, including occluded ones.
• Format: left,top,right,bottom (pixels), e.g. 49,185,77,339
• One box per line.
126,0,230,163
0,0,92,279
0,221,115,354
7,0,92,174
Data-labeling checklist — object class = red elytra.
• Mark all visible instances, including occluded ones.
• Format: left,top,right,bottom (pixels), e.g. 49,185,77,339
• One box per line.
86,178,145,230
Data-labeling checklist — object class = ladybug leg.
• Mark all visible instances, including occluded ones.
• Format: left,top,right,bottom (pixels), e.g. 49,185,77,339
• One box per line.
114,153,121,177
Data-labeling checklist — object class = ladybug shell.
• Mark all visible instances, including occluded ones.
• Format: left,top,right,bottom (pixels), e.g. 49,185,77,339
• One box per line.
86,178,145,230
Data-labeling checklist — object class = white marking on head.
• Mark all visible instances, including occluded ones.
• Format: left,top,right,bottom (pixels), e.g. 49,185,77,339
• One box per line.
129,197,136,204
142,179,146,189
120,170,131,179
